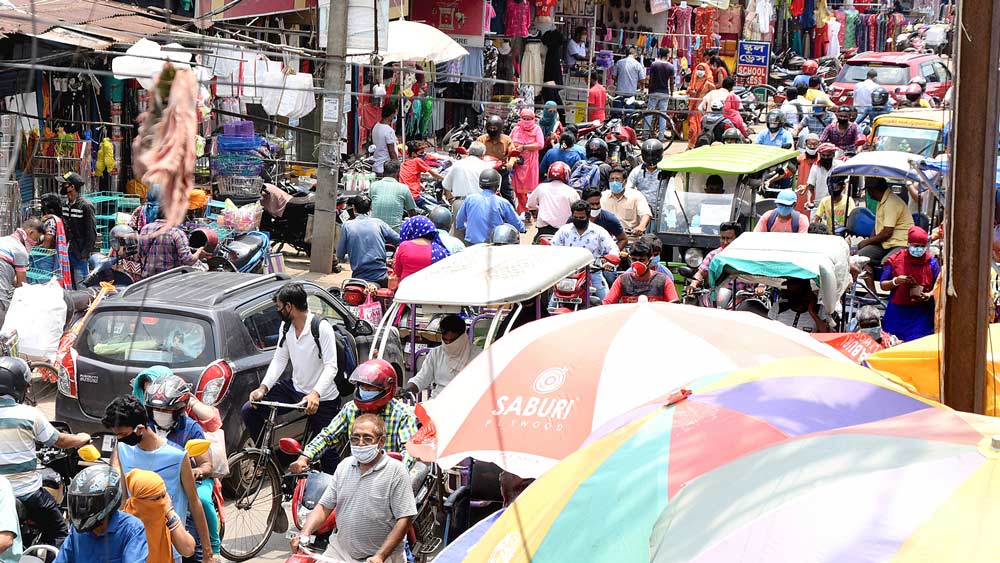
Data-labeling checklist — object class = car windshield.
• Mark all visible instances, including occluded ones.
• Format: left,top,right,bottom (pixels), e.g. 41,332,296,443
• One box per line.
837,64,909,85
658,190,736,235
81,311,215,367
872,125,940,157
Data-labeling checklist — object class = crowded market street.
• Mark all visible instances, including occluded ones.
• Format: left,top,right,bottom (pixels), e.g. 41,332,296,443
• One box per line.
1,0,999,562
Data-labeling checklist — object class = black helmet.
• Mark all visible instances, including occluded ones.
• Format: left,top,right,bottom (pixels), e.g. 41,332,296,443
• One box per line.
490,224,520,245
765,109,784,130
909,76,927,92
479,168,502,190
428,206,453,231
110,225,138,255
0,356,29,403
871,87,889,107
485,115,504,134
905,83,923,102
640,138,664,167
585,137,609,161
722,128,744,143
68,466,122,533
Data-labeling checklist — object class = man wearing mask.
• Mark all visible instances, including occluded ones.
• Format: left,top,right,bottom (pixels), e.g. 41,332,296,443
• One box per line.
243,282,343,473
795,134,822,213
603,240,679,304
611,47,645,117
401,315,481,399
755,189,809,233
814,176,857,232
552,199,618,299
581,188,628,250
477,115,517,206
455,169,524,245
371,104,398,176
442,142,491,241
806,143,838,210
821,106,862,153
600,167,652,237
793,103,834,143
60,172,97,287
688,221,742,296
0,219,42,324
626,139,665,211
756,110,793,148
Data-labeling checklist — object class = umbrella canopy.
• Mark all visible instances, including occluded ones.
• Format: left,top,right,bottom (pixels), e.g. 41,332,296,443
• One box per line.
830,150,929,182
462,358,938,563
865,323,1000,416
380,19,469,64
657,143,800,174
407,302,848,479
649,391,1000,562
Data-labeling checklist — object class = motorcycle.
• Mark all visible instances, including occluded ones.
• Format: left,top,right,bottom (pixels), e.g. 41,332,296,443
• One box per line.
547,252,618,313
203,231,272,274
18,421,82,554
260,182,315,256
442,120,484,155
576,118,640,168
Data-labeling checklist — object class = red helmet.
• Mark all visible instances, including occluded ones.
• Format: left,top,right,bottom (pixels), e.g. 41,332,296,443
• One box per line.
547,161,571,182
802,60,818,75
349,359,397,412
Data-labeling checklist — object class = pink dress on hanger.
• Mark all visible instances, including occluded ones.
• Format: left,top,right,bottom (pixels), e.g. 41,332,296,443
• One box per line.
505,0,532,38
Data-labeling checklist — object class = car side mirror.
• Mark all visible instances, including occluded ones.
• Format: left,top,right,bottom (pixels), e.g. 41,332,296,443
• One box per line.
355,319,375,336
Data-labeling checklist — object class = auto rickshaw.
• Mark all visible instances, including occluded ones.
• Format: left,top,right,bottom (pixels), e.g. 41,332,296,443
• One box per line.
868,108,949,157
654,144,801,269
369,244,595,379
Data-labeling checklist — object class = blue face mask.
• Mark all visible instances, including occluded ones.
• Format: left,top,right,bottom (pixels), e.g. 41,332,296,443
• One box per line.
357,387,381,401
610,181,624,194
650,257,660,268
776,205,794,217
909,245,927,258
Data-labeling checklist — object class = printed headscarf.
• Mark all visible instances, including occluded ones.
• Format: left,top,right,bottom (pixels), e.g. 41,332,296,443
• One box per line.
400,216,450,263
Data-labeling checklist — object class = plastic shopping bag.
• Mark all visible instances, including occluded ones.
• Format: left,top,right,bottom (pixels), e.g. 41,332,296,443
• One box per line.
205,428,229,477
1,278,66,362
357,293,383,326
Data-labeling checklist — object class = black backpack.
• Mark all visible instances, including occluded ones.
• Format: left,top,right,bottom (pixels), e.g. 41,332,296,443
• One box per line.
278,317,358,398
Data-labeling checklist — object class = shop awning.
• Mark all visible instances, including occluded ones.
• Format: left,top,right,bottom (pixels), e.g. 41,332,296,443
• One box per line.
0,0,178,46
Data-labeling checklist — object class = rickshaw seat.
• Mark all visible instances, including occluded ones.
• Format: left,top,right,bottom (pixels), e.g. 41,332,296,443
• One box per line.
845,207,875,237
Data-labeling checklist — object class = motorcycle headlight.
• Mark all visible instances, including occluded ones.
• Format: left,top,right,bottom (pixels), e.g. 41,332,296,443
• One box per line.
556,279,578,293
684,248,704,268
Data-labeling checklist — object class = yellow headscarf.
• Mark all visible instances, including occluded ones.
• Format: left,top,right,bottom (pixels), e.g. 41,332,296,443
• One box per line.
122,469,174,563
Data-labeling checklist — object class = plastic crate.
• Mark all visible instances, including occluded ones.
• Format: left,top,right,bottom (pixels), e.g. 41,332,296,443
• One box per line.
26,247,56,284
217,134,264,153
212,153,264,177
223,120,255,137
217,176,263,199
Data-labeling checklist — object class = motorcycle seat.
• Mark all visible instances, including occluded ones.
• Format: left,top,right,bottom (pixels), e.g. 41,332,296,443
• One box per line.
226,232,266,270
410,462,430,495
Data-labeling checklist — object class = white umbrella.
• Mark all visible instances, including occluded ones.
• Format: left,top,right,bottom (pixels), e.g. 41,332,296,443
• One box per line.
380,19,469,64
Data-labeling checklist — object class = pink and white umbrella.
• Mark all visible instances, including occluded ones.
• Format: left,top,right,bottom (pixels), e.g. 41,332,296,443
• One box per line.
408,302,848,478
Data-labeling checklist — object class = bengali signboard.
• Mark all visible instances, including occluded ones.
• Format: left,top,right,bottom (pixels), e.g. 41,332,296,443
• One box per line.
735,40,770,87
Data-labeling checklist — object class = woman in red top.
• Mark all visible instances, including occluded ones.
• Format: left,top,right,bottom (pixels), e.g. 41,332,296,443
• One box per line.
393,216,451,281
399,141,443,207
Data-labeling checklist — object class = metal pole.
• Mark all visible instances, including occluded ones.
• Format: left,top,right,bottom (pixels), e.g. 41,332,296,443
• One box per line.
309,0,349,273
941,0,1000,413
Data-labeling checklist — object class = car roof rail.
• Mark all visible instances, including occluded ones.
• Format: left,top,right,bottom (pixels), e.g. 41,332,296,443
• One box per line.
119,266,200,299
211,272,291,306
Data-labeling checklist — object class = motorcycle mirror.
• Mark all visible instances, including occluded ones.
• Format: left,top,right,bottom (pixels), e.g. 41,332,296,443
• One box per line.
78,445,101,463
279,437,302,456
781,143,793,149
677,266,697,279
185,439,212,458
455,146,468,156
355,320,375,337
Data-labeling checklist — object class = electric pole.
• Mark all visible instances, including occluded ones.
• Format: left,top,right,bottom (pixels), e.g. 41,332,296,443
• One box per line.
309,0,349,273
941,0,1000,413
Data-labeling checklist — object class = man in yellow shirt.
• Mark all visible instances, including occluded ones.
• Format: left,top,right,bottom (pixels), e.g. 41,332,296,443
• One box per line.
803,76,830,105
855,178,913,288
813,176,857,231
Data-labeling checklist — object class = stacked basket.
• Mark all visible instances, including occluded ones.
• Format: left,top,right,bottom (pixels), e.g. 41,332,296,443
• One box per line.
214,121,264,202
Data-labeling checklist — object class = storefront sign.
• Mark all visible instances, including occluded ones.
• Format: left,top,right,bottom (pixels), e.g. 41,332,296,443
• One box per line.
410,0,487,48
735,41,770,87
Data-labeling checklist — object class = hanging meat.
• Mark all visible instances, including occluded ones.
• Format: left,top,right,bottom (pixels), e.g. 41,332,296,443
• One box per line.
132,63,197,228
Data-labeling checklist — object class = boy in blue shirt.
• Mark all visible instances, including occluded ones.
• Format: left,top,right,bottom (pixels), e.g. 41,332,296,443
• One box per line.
55,466,148,563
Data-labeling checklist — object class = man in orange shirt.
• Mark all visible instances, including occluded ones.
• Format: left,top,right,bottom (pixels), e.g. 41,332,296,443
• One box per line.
588,73,607,122
399,141,443,210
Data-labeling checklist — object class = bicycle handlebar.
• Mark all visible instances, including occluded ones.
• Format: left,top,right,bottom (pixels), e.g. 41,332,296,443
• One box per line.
251,400,308,410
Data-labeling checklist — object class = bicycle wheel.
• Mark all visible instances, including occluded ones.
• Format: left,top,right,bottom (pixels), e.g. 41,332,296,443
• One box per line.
220,451,283,562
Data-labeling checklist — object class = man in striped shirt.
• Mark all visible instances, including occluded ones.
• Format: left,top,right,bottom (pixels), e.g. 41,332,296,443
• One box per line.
0,357,90,549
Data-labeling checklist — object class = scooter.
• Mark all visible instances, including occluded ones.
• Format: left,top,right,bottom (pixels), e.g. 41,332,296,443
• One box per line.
549,254,618,313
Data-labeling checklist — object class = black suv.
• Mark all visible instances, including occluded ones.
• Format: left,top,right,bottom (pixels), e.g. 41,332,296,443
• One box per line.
55,268,404,452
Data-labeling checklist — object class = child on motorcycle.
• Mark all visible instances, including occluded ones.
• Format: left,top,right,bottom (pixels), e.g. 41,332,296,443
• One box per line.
289,359,418,474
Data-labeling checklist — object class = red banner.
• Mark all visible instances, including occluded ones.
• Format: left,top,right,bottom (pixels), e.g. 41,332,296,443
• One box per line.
409,0,486,48
811,332,884,364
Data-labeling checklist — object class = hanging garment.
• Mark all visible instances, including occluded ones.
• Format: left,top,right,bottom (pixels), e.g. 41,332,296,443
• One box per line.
844,10,858,49
505,0,532,38
491,0,507,34
799,0,816,29
521,42,544,86
791,0,805,17
671,5,693,53
541,29,564,84
827,18,842,57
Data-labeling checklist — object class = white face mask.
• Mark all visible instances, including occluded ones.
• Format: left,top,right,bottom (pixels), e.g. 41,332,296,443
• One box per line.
351,444,380,464
589,209,601,218
152,410,175,431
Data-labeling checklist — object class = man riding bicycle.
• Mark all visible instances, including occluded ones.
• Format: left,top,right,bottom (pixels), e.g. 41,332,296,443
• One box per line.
289,359,418,473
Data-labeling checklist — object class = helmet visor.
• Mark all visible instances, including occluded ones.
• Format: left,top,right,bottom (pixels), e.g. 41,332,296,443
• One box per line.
68,493,109,532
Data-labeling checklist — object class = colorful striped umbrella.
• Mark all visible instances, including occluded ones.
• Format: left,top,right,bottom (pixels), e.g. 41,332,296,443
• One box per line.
650,399,1000,561
407,302,847,478
461,358,937,563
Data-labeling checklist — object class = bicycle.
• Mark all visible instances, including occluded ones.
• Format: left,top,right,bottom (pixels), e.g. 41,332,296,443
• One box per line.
625,109,680,149
220,400,310,562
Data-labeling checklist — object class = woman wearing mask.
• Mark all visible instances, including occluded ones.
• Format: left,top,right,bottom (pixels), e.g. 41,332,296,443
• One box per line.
686,63,716,149
510,108,545,220
122,469,196,563
38,193,73,288
393,216,451,281
401,314,481,399
538,101,563,146
879,226,939,342
795,134,821,213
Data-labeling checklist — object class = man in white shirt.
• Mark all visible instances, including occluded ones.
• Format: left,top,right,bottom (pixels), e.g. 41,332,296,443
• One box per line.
565,27,588,67
371,105,398,175
527,161,580,239
552,200,619,299
243,282,342,473
442,141,491,241
852,69,879,127
402,315,481,399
